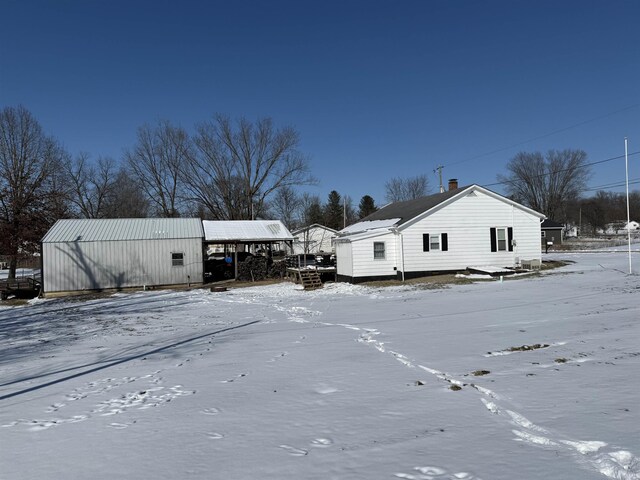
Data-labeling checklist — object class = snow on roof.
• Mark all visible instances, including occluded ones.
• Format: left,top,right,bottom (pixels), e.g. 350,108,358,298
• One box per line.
42,218,204,243
339,218,401,235
291,224,338,235
202,220,294,242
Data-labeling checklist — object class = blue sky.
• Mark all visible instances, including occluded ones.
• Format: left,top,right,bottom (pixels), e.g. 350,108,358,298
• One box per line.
2,0,639,206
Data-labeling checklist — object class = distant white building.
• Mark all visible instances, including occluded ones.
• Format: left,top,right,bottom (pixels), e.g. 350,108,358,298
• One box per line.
598,220,640,235
290,224,337,254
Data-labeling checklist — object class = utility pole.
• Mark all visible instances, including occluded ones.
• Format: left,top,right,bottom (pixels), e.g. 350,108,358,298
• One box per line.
434,165,444,193
343,197,346,229
625,137,632,274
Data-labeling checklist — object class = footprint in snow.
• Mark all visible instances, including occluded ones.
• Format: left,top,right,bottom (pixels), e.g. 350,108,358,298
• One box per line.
46,403,65,413
395,465,482,479
310,438,333,447
268,352,288,362
279,444,308,456
315,385,338,395
108,422,130,429
221,373,247,383
201,407,220,415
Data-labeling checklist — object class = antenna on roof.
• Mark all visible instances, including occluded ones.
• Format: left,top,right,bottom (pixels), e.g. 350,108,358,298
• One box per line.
434,165,444,193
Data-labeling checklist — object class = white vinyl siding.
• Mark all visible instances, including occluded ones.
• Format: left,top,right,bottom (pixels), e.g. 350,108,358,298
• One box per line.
335,241,353,277
398,190,541,274
292,226,336,254
341,232,397,278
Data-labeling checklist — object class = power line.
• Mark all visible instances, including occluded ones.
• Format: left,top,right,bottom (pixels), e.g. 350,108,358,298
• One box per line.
480,151,640,189
442,103,640,169
582,178,640,193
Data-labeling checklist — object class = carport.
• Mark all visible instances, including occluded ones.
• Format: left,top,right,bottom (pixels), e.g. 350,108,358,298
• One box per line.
202,220,294,279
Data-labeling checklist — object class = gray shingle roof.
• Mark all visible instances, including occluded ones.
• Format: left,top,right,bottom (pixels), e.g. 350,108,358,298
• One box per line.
361,186,472,226
541,219,564,229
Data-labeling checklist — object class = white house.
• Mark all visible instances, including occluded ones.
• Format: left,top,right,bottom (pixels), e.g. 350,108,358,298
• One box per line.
290,224,337,254
42,218,204,295
335,184,545,283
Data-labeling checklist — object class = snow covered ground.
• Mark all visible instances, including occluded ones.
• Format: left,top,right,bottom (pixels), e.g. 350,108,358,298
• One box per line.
1,251,639,479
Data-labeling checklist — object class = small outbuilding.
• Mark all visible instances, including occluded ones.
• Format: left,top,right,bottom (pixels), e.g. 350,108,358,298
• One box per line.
41,218,204,296
290,224,337,254
335,184,545,283
202,220,294,278
540,219,564,246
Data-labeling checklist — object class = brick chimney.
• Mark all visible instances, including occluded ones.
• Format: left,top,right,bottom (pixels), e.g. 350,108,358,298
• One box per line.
448,178,458,191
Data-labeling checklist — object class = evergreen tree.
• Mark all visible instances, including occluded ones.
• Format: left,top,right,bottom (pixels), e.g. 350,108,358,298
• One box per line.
358,195,378,219
324,190,343,230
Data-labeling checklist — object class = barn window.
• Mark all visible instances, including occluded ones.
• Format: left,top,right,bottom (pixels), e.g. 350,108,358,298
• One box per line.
373,242,385,259
490,227,513,252
172,252,185,267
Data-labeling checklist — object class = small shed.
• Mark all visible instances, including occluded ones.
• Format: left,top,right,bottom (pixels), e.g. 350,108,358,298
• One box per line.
290,224,337,254
541,219,564,246
42,218,204,296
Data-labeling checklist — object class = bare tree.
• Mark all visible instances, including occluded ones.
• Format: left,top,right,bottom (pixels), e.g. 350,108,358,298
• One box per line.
183,115,315,220
385,174,429,203
0,106,67,278
299,193,323,226
103,168,150,218
65,153,118,218
498,149,591,219
125,120,188,217
270,185,299,229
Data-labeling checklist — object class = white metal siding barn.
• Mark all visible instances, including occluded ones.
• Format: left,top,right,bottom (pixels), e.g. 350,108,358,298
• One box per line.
41,218,204,295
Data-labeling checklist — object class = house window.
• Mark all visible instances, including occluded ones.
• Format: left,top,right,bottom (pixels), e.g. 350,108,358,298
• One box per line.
490,227,513,252
497,228,507,251
430,234,441,251
172,252,184,267
373,242,385,260
541,231,546,238
423,233,449,252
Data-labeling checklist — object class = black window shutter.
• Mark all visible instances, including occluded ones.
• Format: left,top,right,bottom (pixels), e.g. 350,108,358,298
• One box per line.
508,227,514,252
490,228,497,252
441,233,448,251
423,233,429,251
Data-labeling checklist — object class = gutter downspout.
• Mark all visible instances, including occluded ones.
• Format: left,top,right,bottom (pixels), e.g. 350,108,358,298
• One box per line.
393,228,405,282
